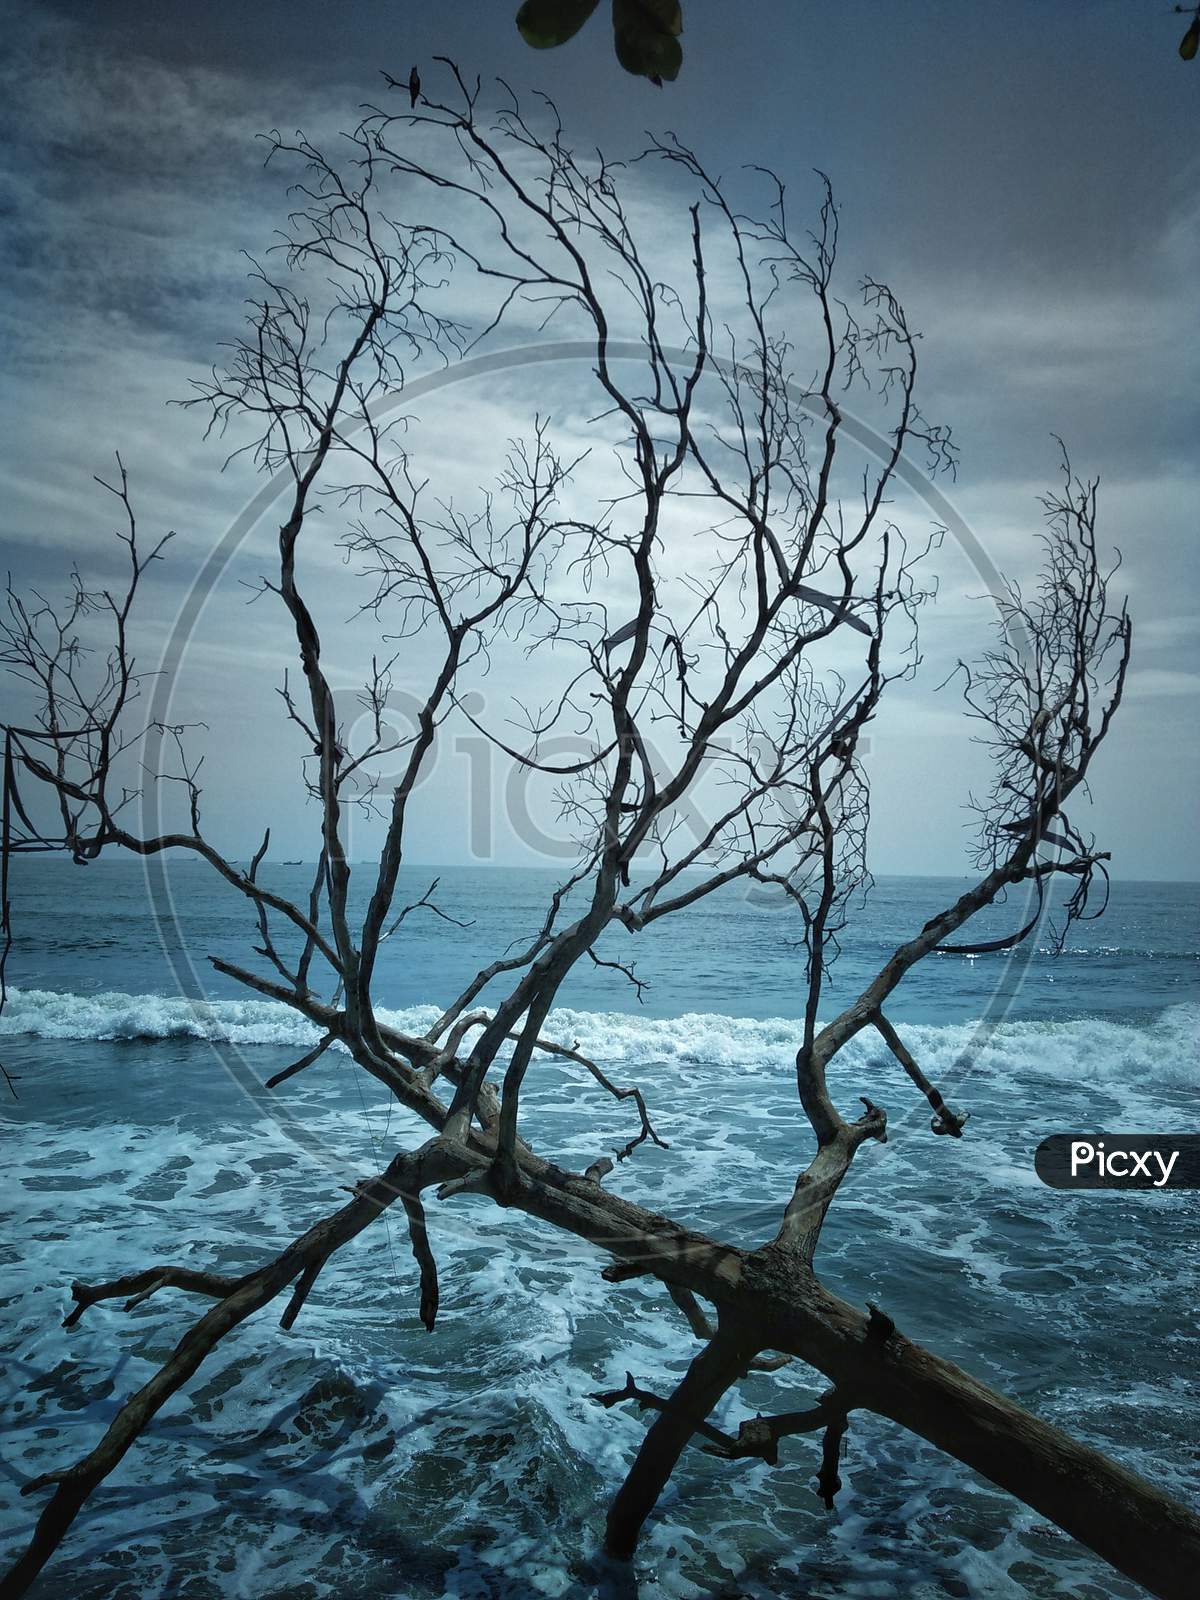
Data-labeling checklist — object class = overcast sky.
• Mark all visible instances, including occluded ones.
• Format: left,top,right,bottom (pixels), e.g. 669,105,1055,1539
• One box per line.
2,1,1196,879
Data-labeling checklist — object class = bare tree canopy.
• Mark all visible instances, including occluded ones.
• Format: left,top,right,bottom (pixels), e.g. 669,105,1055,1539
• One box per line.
3,64,1194,1600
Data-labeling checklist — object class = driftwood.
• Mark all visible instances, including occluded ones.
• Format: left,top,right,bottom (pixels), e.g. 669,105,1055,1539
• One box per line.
2,63,1190,1600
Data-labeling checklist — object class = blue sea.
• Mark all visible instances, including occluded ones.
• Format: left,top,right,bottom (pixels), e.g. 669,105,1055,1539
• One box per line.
1,862,1197,1599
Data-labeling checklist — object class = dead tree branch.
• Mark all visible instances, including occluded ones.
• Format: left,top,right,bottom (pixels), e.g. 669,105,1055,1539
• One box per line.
0,66,1181,1600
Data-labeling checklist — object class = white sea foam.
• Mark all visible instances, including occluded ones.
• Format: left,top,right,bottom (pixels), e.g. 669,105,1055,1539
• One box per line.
2,988,1196,1597
0,986,330,1045
2,984,1195,1089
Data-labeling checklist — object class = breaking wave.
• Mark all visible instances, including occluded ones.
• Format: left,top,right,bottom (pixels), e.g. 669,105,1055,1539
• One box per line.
2,985,1195,1089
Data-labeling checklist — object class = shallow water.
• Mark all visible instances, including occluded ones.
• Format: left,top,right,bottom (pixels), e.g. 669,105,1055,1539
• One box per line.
1,866,1197,1597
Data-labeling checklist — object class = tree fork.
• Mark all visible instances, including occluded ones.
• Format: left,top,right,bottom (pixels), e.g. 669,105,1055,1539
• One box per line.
598,1245,1199,1596
489,1162,1199,1596
732,1247,1200,1600
604,1323,758,1560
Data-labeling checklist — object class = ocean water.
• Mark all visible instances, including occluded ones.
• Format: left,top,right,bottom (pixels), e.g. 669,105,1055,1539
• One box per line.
0,862,1197,1599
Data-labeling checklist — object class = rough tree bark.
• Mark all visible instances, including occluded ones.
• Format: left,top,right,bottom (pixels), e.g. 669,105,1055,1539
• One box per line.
1,63,1192,1600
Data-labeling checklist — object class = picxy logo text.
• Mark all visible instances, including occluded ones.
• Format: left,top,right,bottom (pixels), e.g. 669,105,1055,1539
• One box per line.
1034,1133,1199,1190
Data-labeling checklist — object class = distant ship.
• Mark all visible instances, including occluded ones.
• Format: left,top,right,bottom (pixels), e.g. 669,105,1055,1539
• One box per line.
281,859,303,865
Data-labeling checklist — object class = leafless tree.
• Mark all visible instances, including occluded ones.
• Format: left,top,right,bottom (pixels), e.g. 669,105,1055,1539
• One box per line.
2,65,1192,1600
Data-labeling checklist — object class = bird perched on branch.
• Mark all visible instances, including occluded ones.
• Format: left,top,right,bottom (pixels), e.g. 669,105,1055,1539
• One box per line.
408,65,421,107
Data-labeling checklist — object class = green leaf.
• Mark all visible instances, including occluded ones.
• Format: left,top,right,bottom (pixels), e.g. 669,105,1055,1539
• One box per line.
516,0,602,50
612,0,684,81
637,0,683,36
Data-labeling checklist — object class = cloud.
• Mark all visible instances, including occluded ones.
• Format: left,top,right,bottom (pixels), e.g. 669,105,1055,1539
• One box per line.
1124,668,1200,700
1,10,1193,877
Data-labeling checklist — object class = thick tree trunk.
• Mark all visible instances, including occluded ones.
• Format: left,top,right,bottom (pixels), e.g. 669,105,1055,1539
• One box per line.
517,1169,1199,1599
862,1336,1198,1600
725,1245,1200,1600
6,1145,1196,1599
